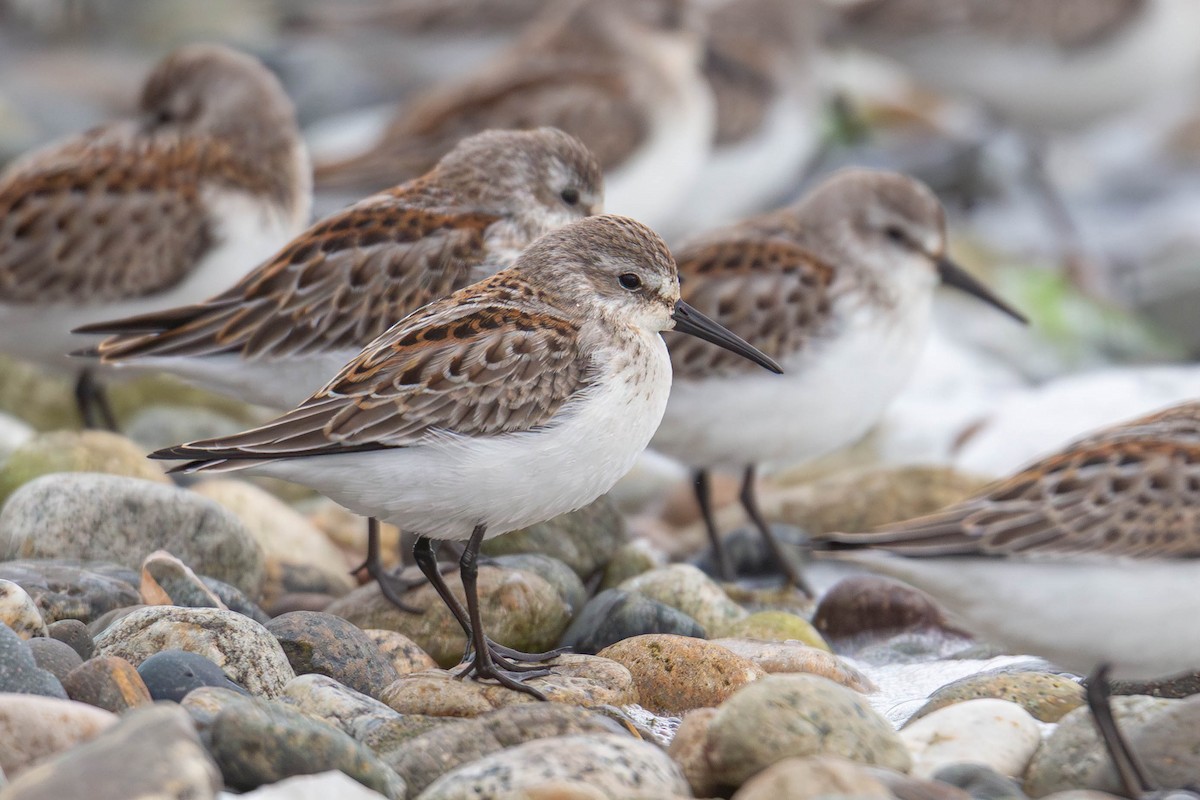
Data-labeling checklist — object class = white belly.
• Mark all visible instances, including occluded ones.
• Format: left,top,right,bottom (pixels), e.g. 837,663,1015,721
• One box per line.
1,190,302,373
840,552,1200,681
652,301,931,470
249,336,673,539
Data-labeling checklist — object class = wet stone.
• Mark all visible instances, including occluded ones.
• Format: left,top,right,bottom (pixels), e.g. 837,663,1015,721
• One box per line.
266,611,399,699
0,703,220,800
692,525,810,580
417,733,688,800
137,649,251,702
814,575,958,641
0,623,66,698
621,564,747,636
934,763,1028,800
710,638,877,691
559,588,706,655
908,670,1086,724
62,655,152,713
26,637,83,683
0,473,266,599
387,702,628,796
95,606,294,698
0,561,139,625
0,579,46,639
46,619,93,661
597,633,764,715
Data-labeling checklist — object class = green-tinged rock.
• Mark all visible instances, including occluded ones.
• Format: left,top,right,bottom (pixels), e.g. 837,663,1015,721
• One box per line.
481,496,627,578
598,634,764,715
705,674,912,787
490,553,587,615
0,473,266,598
908,670,1085,724
0,704,219,800
387,702,628,795
94,606,294,698
266,612,398,699
722,610,829,651
326,565,569,668
559,588,706,655
620,564,747,636
0,430,167,505
599,539,663,590
418,733,688,800
380,654,636,717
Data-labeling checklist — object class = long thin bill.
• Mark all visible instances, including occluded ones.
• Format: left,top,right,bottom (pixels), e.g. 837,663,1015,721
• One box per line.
937,256,1028,324
671,300,783,374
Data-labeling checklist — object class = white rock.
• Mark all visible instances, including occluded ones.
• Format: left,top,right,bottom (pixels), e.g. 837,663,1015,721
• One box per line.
220,771,387,799
900,698,1041,779
0,411,33,461
0,579,46,639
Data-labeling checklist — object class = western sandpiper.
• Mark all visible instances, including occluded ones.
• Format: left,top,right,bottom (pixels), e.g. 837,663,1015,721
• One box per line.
313,0,714,231
819,400,1200,795
0,43,310,428
78,128,603,410
150,214,782,698
651,168,1026,590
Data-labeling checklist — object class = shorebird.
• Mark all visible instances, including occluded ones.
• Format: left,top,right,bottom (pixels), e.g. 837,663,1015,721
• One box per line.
150,214,782,698
651,168,1026,590
0,43,311,428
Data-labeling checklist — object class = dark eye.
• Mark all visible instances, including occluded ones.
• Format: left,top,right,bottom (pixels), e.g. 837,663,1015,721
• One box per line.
560,187,581,206
153,108,174,125
885,225,906,244
618,273,642,290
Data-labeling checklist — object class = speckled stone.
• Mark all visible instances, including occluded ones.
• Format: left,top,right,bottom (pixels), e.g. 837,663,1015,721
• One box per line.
731,755,894,800
62,655,151,713
667,707,720,797
388,702,628,796
709,639,877,691
0,561,139,625
705,674,912,787
0,580,46,639
380,654,637,717
27,637,82,683
491,553,587,614
266,611,398,699
0,623,65,698
0,694,117,778
480,495,627,578
362,629,438,675
0,429,169,506
908,670,1085,724
620,564,747,636
814,575,955,641
281,674,453,762
326,565,570,668
46,619,93,661
598,539,662,590
901,699,1041,779
559,588,706,655
0,473,266,598
94,606,294,697
139,550,225,610
0,703,220,800
227,771,393,799
418,733,688,800
183,688,405,799
136,649,249,703
721,610,830,651
597,634,764,714
1024,695,1173,795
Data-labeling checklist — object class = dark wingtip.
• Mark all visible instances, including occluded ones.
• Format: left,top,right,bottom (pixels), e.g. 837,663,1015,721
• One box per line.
69,346,100,359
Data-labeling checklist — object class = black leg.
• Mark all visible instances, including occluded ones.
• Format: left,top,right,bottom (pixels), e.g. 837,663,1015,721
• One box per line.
739,464,813,596
1086,664,1154,797
695,469,734,581
354,518,423,614
74,369,118,431
413,535,470,634
1024,135,1101,297
453,524,561,699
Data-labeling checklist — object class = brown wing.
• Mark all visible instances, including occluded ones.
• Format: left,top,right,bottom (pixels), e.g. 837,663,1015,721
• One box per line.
153,286,591,461
84,200,502,362
0,134,217,304
315,60,645,190
824,437,1200,559
665,234,834,379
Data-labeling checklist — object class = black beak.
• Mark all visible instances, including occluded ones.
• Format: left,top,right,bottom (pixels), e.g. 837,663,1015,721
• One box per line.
671,300,782,374
936,256,1028,324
